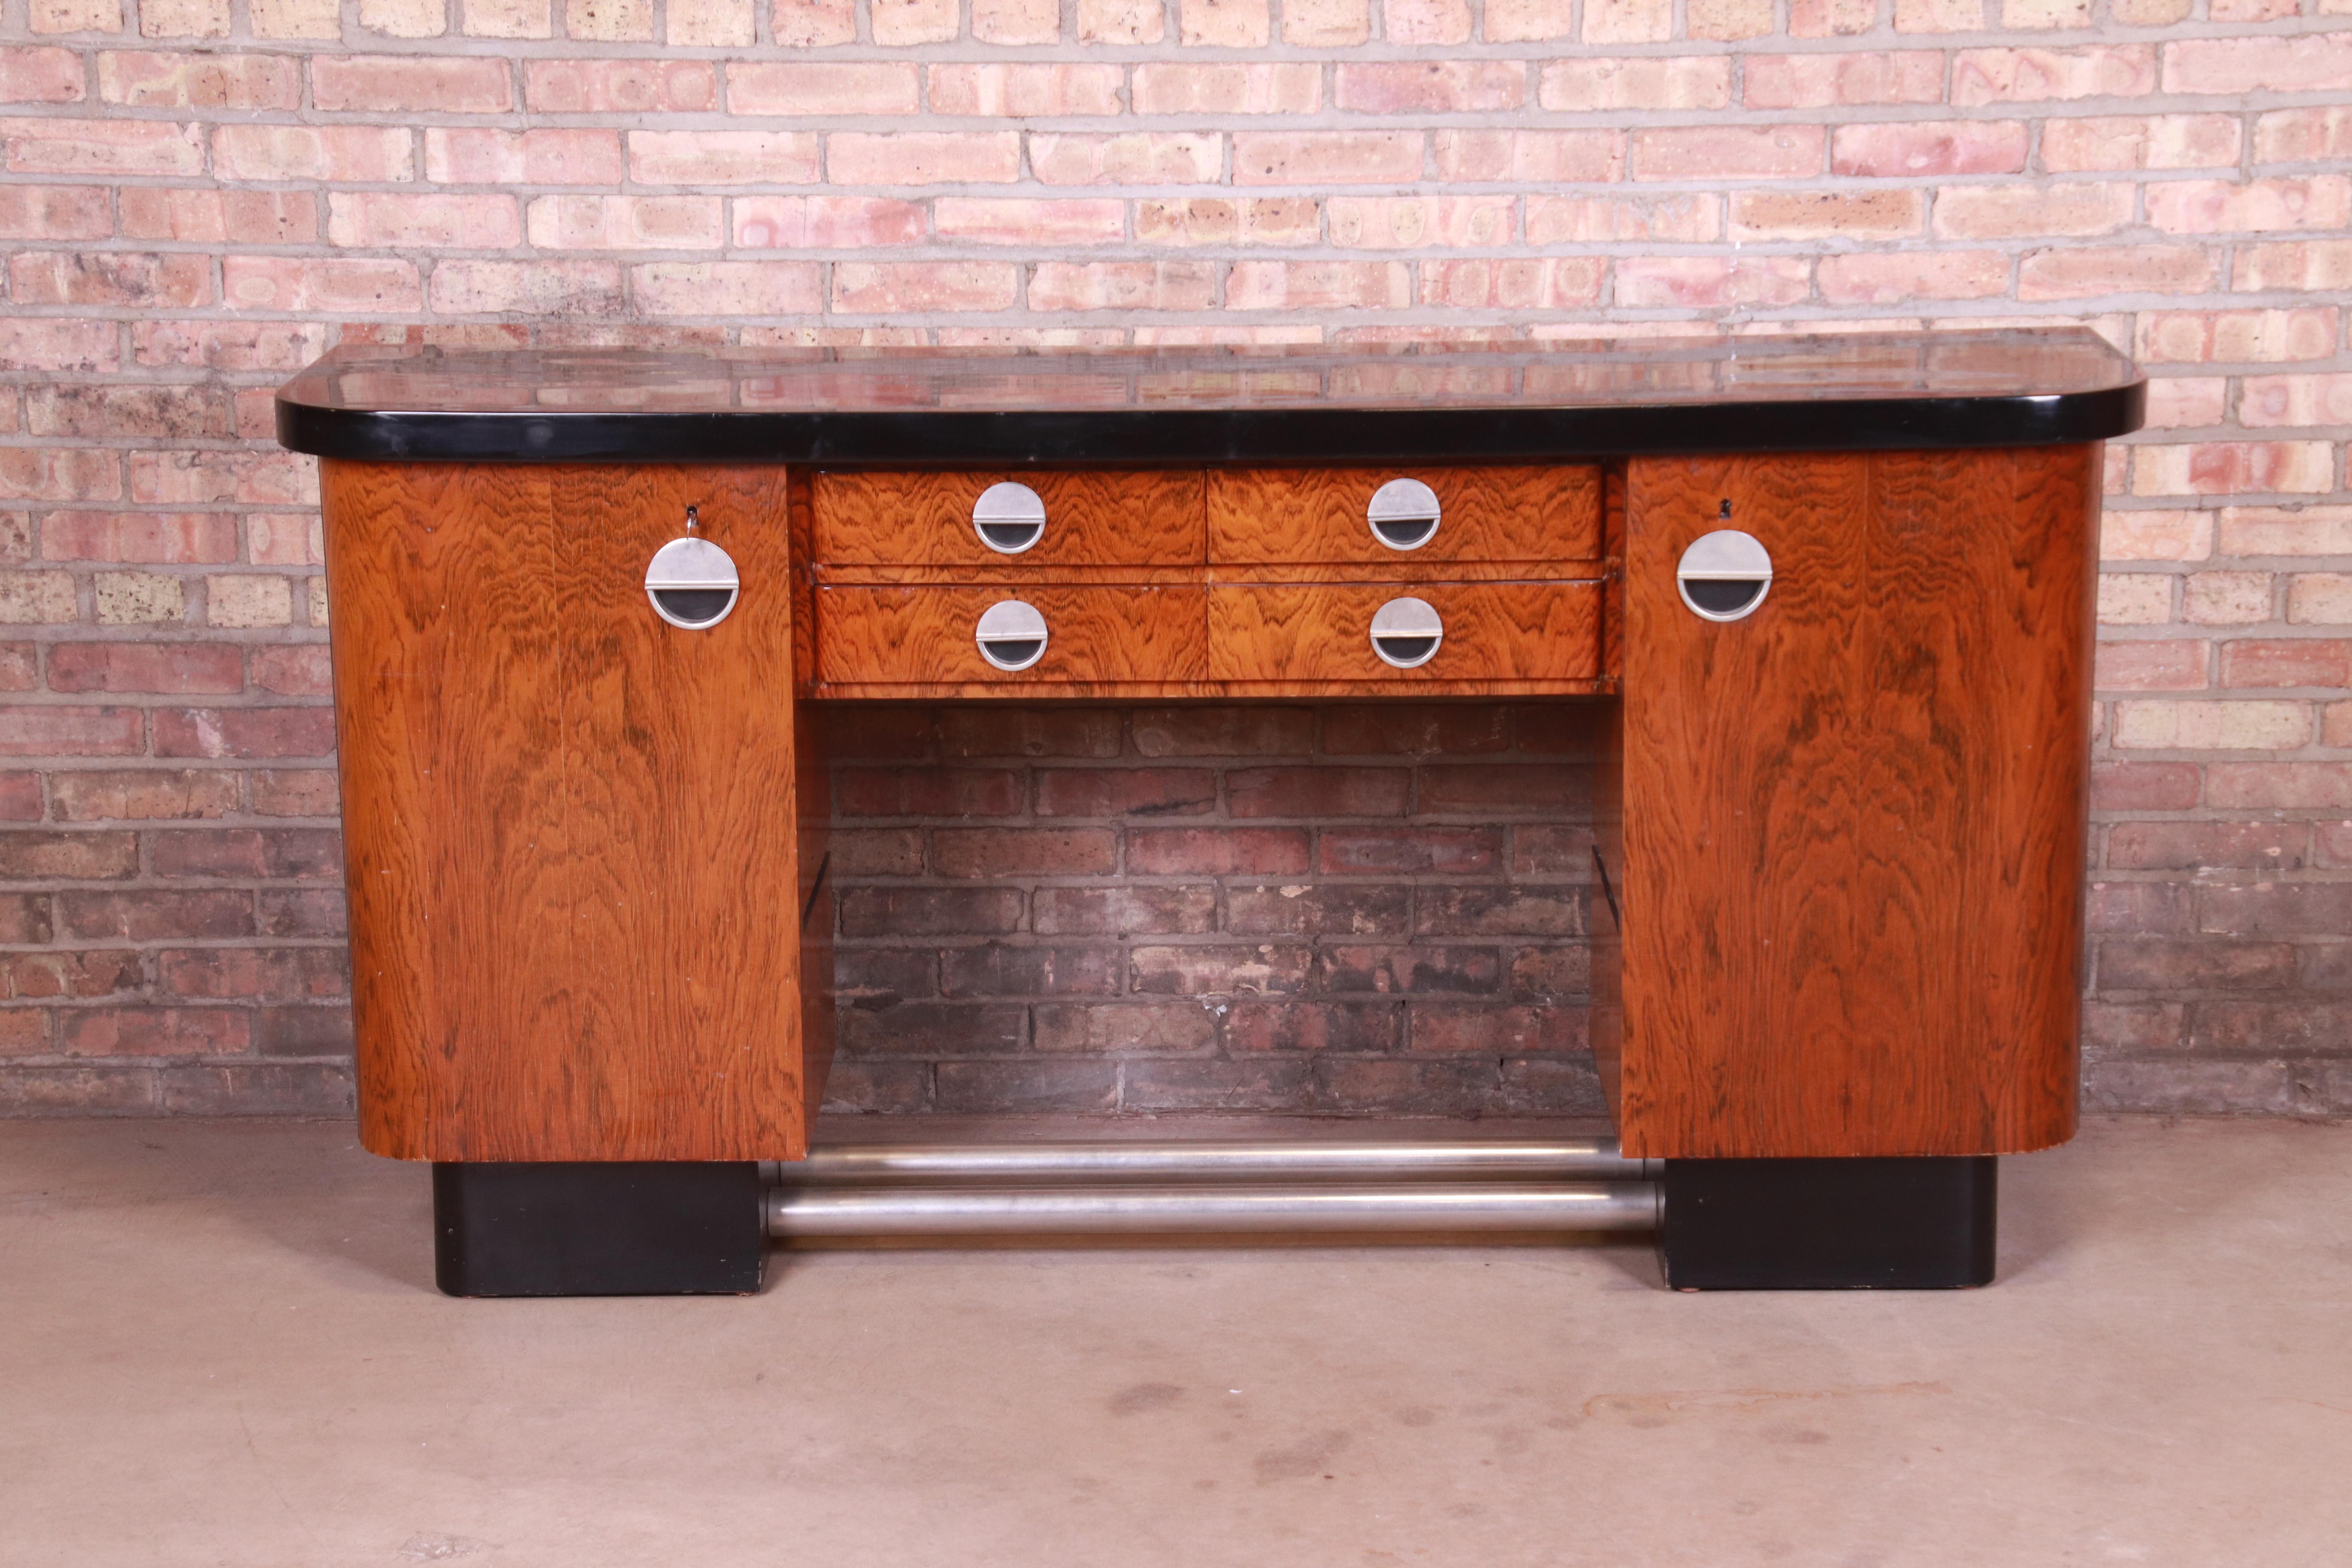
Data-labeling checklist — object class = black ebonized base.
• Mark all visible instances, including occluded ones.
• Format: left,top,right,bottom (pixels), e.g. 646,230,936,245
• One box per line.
1657,1156,1997,1290
432,1161,766,1297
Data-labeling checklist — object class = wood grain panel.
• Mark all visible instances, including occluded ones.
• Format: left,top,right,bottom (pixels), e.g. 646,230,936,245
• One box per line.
1618,446,2097,1159
1206,581,1602,684
811,469,1203,567
325,460,824,1162
816,583,1209,686
1208,465,1603,565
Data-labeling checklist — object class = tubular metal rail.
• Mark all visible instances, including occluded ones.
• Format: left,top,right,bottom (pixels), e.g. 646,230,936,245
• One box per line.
762,1137,1661,1240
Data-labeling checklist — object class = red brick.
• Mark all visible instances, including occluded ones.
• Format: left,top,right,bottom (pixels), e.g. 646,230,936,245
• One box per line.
2100,940,2297,992
935,1059,1118,1111
1227,1001,1399,1052
840,886,1023,936
254,1005,352,1057
258,889,344,937
2198,882,2352,936
833,262,1018,314
1230,884,1411,938
247,769,337,817
1506,824,1600,877
730,61,918,115
1416,886,1586,936
1319,945,1503,995
2091,762,2201,812
1034,768,1215,818
1633,125,1825,180
96,50,298,108
1131,707,1311,757
1952,46,2156,105
1334,61,1523,113
151,707,335,759
0,892,51,942
1132,944,1311,996
0,117,205,176
0,183,110,240
1319,826,1501,874
0,45,84,103
2086,880,2193,935
59,1007,249,1057
1408,1004,1583,1054
1421,258,1605,309
1125,827,1308,875
0,949,141,1002
45,642,241,693
2162,34,2352,97
2096,639,2208,692
837,767,1022,817
247,646,330,696
1744,51,1942,109
840,1001,1024,1056
1227,766,1409,818
933,828,1114,877
312,54,512,113
0,771,37,820
524,58,716,113
1033,1001,1216,1053
930,63,1121,116
1833,121,2030,177
1232,132,1423,186
0,829,136,878
60,889,252,940
2218,639,2352,690
940,944,1120,998
1032,884,1214,935
159,946,347,1000
49,768,237,820
0,706,143,756
1029,261,1218,313
2108,820,2305,873
1615,256,1810,308
9,250,209,308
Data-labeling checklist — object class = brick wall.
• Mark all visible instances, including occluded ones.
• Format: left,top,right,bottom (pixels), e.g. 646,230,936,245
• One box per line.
0,0,2347,1119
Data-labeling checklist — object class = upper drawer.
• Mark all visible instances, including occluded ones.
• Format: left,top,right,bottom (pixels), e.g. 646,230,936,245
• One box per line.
816,584,1208,686
811,470,1203,568
1208,466,1603,566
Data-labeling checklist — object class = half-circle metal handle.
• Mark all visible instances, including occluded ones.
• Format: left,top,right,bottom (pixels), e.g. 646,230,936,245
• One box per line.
1369,595,1443,669
975,598,1049,671
974,482,1045,555
644,535,739,630
1367,477,1441,550
1676,529,1773,622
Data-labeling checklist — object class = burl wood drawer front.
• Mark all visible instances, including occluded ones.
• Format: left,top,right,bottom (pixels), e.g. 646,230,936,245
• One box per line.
1206,581,1603,684
811,469,1204,567
1207,466,1603,565
817,584,1209,685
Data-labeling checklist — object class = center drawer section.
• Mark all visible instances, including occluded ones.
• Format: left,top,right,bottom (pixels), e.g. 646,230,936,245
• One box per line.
1209,466,1603,565
816,584,1209,686
812,470,1204,568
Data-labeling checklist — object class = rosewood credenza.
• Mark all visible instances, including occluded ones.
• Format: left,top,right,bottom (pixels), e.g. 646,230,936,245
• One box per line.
276,330,2145,1295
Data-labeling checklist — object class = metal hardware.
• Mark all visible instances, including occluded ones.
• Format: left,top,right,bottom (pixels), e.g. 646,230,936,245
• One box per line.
975,598,1049,671
1369,595,1444,668
1366,477,1441,550
973,481,1046,555
1676,528,1773,622
643,535,739,630
771,1136,1655,1187
768,1182,1658,1238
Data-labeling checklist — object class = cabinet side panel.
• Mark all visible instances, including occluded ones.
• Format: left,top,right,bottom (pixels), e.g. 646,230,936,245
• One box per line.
1620,448,2092,1158
324,461,571,1159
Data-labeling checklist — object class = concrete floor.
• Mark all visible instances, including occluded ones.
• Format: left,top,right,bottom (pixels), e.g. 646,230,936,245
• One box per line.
0,1117,2346,1568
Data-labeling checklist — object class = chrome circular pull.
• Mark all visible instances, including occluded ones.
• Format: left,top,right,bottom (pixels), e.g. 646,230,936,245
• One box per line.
644,535,739,630
973,481,1045,555
1367,477,1441,551
975,598,1049,671
1676,529,1773,622
1369,596,1443,669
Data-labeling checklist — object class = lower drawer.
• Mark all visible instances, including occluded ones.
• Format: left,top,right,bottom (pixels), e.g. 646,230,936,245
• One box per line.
1207,581,1604,684
815,584,1209,686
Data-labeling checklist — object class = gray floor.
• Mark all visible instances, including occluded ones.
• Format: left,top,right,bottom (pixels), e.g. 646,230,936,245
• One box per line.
1,1115,2346,1567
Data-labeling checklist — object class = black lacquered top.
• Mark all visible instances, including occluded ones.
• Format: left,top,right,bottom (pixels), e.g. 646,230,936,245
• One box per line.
276,328,2143,465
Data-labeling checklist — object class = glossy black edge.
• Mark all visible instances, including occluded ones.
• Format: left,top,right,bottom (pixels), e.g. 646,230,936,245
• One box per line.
279,381,2145,464
432,1160,766,1297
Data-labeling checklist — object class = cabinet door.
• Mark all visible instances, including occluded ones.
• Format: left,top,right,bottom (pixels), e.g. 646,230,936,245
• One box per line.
1617,448,2096,1159
325,462,827,1161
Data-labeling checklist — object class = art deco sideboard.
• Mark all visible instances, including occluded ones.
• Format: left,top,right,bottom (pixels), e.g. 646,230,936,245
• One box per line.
276,330,2145,1296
